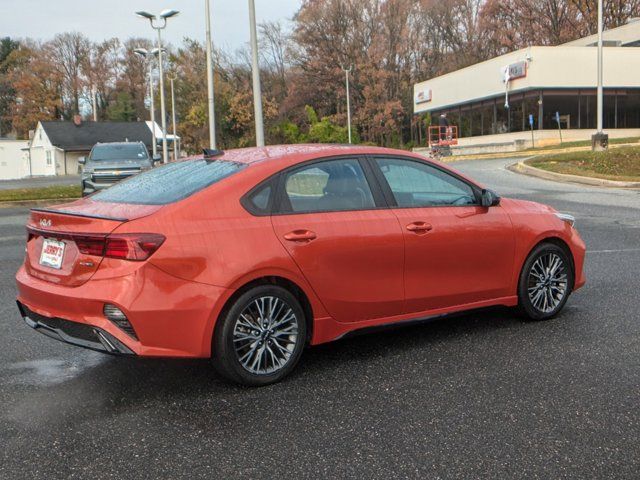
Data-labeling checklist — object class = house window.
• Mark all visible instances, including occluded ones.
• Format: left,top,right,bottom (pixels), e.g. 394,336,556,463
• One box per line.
46,151,52,166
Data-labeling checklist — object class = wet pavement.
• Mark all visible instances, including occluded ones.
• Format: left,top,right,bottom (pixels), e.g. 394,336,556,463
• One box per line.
1,159,639,479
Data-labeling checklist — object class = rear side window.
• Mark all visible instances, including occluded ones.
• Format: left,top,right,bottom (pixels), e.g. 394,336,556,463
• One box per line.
90,144,149,161
281,158,376,213
92,159,245,205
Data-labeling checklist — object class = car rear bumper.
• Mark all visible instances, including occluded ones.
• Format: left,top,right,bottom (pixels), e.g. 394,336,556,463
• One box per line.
15,263,232,358
17,301,135,355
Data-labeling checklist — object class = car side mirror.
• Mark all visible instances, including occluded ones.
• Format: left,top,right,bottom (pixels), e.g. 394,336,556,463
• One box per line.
480,189,501,207
78,157,86,165
152,154,162,165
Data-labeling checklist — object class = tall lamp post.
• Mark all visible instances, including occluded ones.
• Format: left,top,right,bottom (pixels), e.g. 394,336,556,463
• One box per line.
248,0,265,147
205,0,217,149
592,0,608,151
168,70,179,161
133,47,161,157
341,64,353,144
136,9,180,163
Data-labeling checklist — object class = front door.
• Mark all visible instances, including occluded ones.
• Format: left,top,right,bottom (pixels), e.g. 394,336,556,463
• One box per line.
271,156,405,323
370,156,515,313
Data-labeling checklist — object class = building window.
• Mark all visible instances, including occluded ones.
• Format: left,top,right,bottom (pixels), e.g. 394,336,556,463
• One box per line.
46,151,52,166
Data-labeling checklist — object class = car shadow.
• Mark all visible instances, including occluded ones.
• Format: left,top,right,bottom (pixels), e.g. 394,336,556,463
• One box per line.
5,307,539,429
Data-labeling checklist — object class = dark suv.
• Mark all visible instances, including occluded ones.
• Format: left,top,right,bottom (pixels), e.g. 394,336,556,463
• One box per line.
79,142,160,196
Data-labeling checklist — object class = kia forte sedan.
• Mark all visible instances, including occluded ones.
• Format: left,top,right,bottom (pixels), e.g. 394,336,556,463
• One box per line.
16,145,586,386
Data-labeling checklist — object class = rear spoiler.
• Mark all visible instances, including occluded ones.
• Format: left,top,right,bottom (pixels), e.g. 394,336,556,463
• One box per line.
30,208,129,223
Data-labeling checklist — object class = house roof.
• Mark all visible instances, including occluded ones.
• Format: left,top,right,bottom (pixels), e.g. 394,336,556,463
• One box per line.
40,121,153,151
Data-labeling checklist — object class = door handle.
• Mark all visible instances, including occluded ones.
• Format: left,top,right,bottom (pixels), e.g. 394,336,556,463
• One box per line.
283,230,317,242
406,222,433,233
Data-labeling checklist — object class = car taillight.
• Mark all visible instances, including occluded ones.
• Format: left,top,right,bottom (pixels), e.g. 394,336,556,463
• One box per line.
75,235,107,256
25,227,164,261
104,234,165,261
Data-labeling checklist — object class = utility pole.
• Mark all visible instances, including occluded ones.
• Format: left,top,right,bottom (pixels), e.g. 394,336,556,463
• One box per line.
248,0,265,147
592,0,608,151
341,65,353,144
205,0,217,149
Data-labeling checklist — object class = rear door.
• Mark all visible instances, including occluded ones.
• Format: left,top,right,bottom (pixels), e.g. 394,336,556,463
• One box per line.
271,156,405,323
370,156,515,313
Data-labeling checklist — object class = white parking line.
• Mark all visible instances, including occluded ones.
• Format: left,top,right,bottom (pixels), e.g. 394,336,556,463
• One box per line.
588,248,640,254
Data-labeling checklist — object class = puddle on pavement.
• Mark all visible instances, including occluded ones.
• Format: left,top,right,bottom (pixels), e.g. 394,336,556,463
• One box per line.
4,354,104,387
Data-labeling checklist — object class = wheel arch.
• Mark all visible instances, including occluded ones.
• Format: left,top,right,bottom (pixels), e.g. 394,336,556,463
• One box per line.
212,275,315,351
522,236,576,289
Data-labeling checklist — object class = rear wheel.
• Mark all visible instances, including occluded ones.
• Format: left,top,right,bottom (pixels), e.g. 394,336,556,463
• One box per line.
212,285,306,386
517,243,573,321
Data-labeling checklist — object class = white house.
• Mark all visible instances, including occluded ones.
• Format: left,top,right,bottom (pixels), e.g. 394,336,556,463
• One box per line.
26,118,156,177
0,139,30,180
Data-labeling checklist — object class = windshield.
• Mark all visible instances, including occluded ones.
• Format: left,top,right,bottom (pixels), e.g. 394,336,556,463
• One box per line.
90,144,149,161
91,159,245,205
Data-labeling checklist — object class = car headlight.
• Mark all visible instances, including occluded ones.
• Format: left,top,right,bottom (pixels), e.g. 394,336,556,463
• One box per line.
555,212,576,228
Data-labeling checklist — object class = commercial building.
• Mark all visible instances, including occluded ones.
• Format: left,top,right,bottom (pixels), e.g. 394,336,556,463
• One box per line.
413,21,640,153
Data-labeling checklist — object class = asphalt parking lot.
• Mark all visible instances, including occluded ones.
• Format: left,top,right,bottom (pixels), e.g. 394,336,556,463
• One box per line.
1,157,639,479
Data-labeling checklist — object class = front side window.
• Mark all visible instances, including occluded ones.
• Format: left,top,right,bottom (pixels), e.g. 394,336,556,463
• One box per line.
92,159,244,205
46,151,52,165
282,158,375,213
376,157,477,207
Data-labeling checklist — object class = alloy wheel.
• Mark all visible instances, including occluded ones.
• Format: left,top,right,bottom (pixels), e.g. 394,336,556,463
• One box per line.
527,252,568,314
232,296,300,375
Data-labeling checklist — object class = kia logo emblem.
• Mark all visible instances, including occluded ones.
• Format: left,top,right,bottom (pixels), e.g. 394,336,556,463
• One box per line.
39,218,52,228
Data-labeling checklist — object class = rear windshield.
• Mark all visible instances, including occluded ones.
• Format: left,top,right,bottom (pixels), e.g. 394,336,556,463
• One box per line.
90,144,149,161
91,159,245,205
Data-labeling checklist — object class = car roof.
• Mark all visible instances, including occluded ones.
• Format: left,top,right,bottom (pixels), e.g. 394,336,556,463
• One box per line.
207,144,421,166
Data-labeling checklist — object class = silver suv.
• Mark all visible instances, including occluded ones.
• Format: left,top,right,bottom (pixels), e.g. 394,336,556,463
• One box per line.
79,142,161,196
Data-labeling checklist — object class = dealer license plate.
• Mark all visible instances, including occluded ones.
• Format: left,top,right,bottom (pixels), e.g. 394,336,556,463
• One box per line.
39,238,65,269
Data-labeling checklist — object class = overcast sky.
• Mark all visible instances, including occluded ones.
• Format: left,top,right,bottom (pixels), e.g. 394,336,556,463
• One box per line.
0,0,302,52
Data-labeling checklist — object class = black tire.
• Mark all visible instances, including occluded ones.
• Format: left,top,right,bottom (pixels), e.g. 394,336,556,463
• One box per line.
517,242,574,321
212,285,307,387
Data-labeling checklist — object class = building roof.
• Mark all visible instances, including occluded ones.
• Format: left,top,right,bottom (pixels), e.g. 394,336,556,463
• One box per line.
563,20,640,47
40,121,153,151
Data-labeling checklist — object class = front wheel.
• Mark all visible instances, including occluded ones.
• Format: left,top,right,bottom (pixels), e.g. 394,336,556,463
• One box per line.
517,243,574,321
212,285,306,386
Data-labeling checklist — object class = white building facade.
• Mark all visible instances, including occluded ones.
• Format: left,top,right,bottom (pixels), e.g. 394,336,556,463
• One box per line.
413,21,640,150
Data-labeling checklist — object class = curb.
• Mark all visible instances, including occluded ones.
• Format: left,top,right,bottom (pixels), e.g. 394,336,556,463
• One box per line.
508,161,640,189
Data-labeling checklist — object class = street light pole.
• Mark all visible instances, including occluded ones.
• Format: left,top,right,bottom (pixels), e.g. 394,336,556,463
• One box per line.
341,65,352,144
136,9,180,163
148,60,157,157
156,29,168,164
168,71,178,161
134,48,158,157
592,0,608,151
248,0,265,147
596,0,603,134
205,0,217,149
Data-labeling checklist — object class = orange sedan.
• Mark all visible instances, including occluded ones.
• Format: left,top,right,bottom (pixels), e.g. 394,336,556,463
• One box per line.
16,145,586,386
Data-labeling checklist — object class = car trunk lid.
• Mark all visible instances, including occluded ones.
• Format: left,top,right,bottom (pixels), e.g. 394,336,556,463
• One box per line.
26,199,163,287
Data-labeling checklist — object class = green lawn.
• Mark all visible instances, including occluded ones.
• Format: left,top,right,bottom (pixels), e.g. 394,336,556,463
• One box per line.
0,185,82,202
528,145,640,182
524,136,640,152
